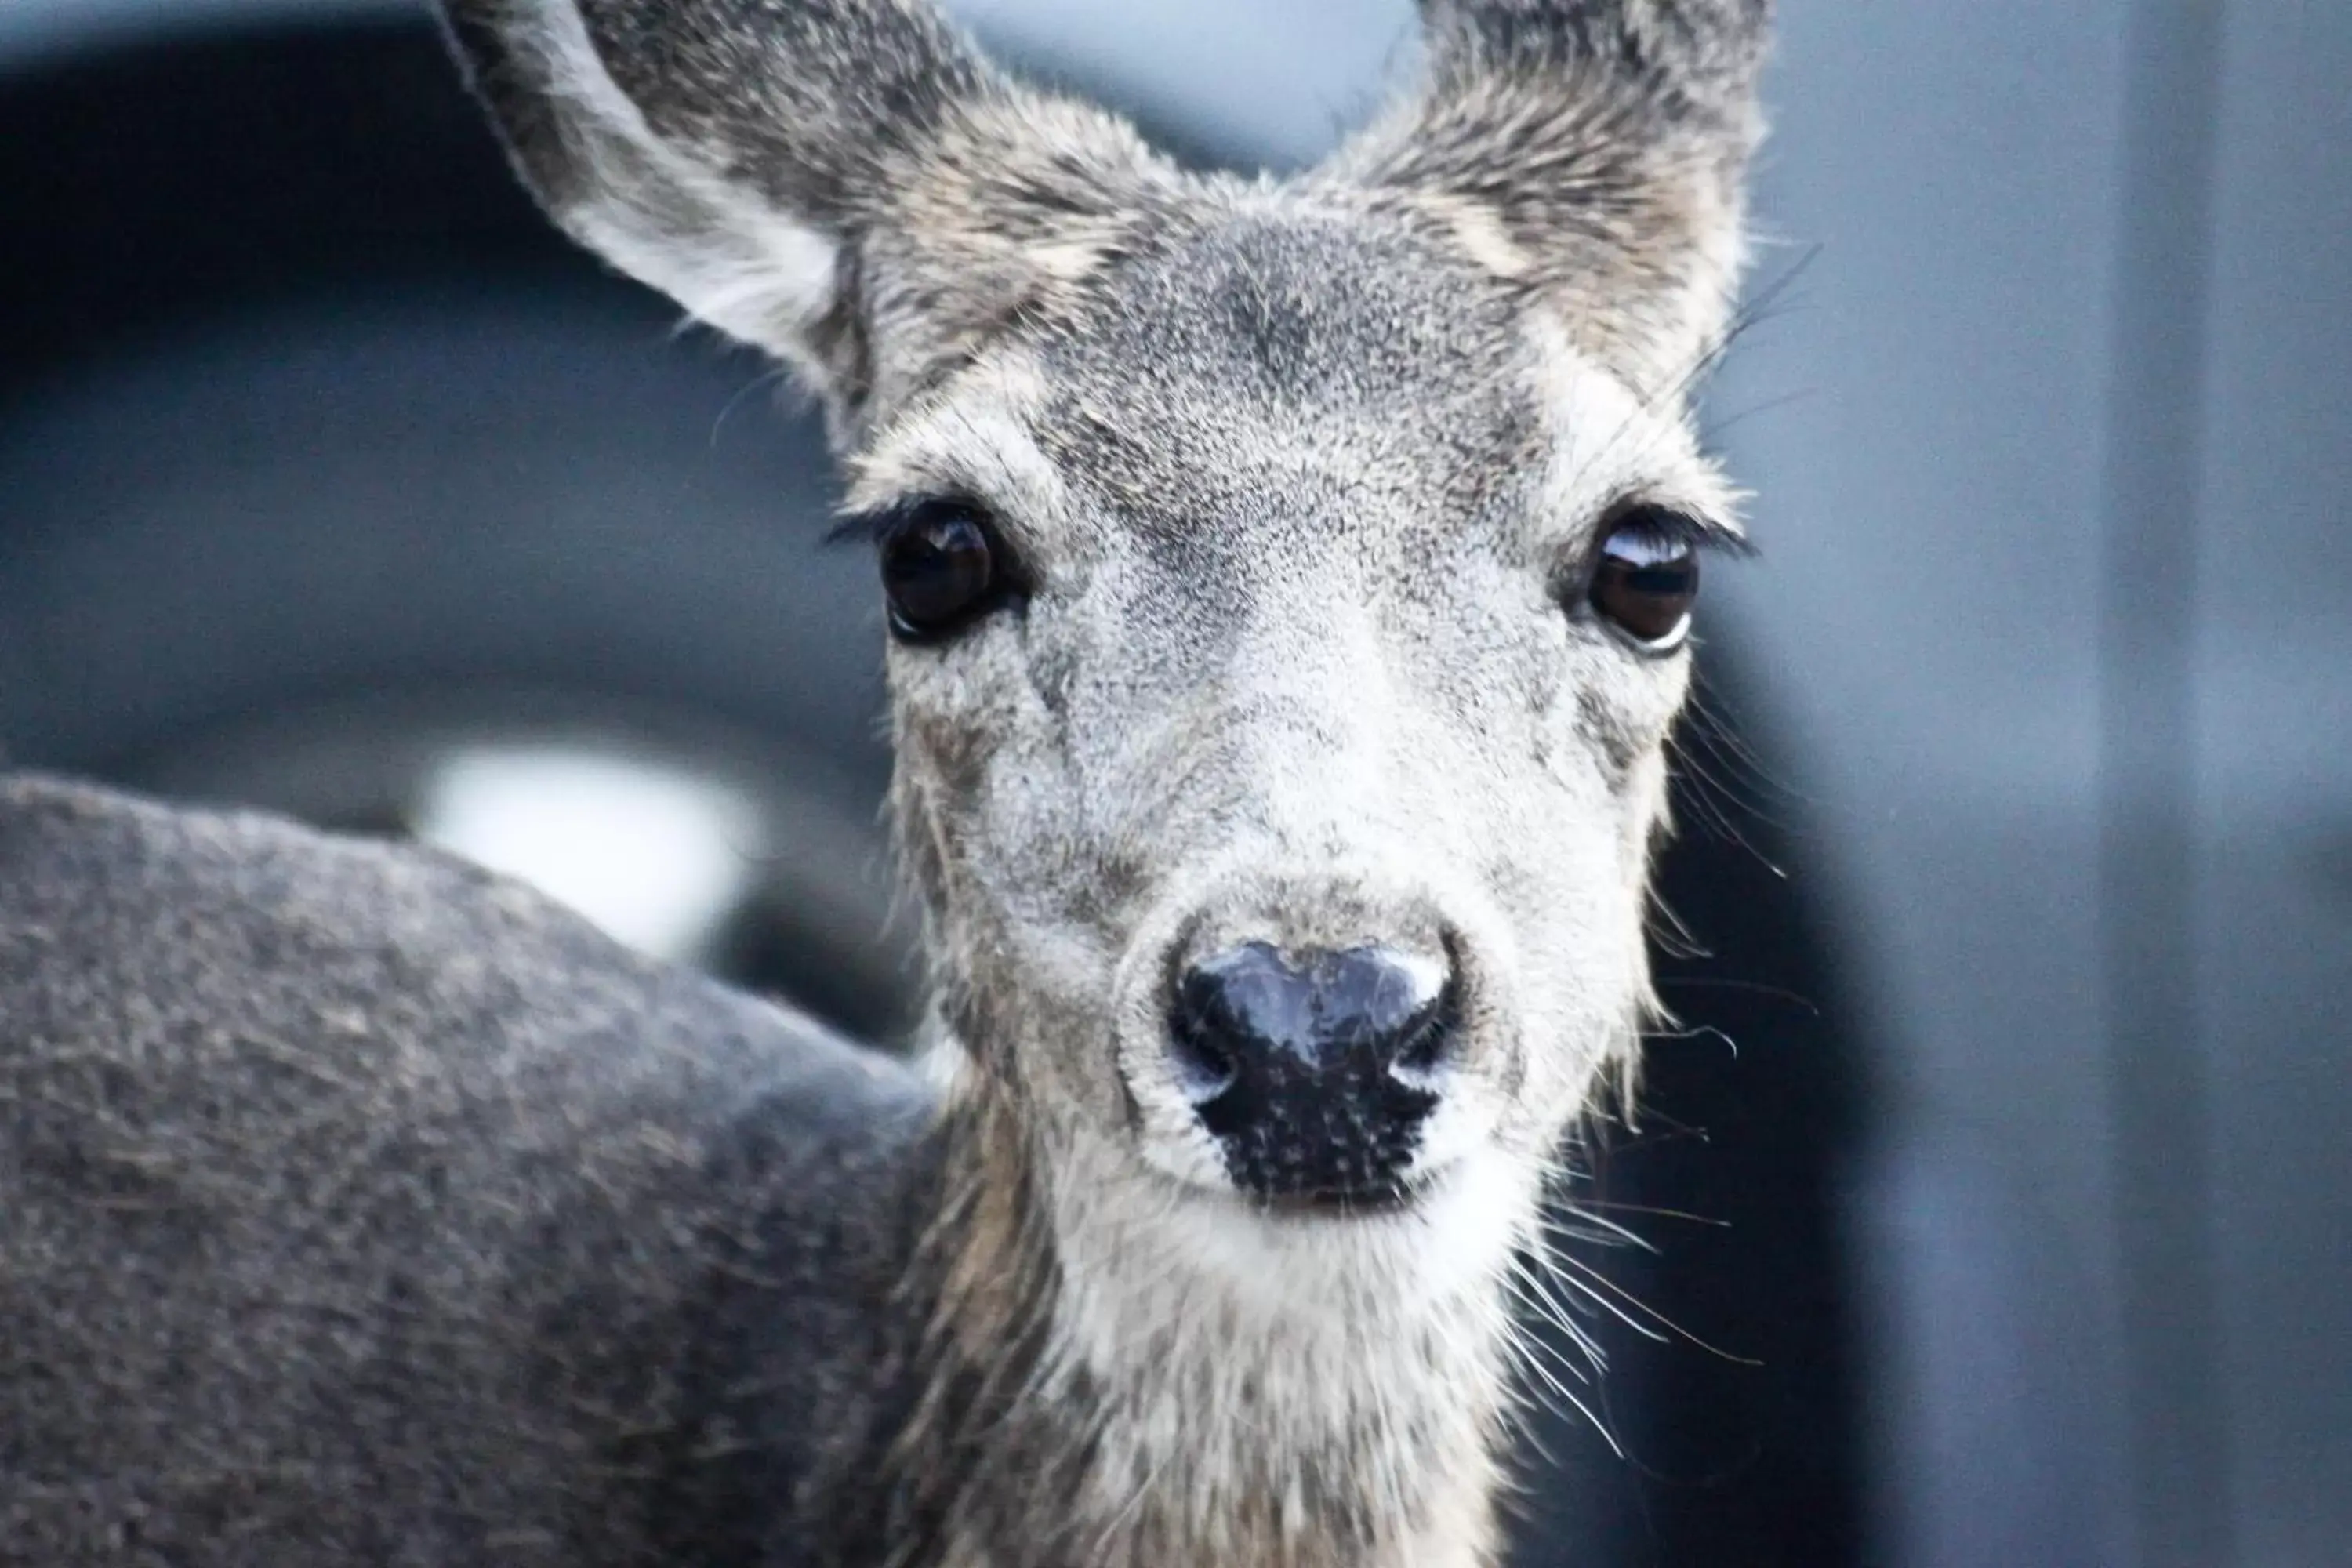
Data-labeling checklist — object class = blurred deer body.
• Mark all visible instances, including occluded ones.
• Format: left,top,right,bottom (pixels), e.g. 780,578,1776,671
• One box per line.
0,3,1770,1564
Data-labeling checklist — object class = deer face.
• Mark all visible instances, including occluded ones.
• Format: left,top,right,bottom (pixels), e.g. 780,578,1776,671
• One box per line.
445,0,1766,1280
860,200,1742,1225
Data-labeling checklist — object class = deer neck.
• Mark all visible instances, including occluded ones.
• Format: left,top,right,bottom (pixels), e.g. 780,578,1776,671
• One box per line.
889,1051,1529,1568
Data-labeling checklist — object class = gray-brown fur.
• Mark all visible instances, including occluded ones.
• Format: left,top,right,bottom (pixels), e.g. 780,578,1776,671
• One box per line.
2,2,1772,1563
0,775,939,1563
1337,0,1771,391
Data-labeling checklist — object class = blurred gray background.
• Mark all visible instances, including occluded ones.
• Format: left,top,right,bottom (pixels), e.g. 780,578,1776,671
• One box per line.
2,2,2344,1564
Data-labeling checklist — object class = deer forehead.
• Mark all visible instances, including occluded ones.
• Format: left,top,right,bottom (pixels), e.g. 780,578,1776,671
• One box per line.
847,201,1730,576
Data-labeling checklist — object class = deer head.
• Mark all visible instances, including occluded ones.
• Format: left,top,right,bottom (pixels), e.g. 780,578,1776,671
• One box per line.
443,0,1769,1316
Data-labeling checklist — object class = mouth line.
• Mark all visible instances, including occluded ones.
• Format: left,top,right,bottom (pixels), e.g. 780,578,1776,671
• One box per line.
1263,1188,1417,1220
1242,1167,1455,1221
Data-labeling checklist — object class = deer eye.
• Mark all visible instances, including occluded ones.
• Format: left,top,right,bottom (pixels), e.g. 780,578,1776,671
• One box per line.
877,501,1007,642
1587,506,1701,650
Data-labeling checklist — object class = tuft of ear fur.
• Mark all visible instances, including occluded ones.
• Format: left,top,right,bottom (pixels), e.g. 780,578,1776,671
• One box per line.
1330,0,1773,396
439,0,1174,441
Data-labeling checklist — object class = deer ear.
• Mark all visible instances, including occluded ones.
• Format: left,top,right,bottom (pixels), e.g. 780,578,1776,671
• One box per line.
1330,0,1773,396
439,0,1169,440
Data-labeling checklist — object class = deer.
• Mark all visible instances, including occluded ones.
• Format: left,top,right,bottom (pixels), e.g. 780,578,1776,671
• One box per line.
0,2,1772,1563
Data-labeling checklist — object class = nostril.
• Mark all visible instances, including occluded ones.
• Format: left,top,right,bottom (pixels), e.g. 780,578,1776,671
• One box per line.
1167,985,1242,1109
1388,976,1460,1080
1315,946,1456,1077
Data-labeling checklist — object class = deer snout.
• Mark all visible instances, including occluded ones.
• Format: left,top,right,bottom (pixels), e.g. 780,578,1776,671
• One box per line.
1167,942,1459,1206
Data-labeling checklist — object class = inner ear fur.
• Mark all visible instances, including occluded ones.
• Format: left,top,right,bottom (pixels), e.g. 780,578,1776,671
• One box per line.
1327,0,1773,396
440,0,1174,440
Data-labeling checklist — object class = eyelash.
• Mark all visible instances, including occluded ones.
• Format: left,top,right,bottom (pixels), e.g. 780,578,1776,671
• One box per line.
1590,501,1747,561
825,499,935,550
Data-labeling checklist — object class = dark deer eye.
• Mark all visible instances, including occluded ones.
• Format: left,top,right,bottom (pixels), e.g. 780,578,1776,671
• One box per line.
1588,506,1702,648
877,501,1006,642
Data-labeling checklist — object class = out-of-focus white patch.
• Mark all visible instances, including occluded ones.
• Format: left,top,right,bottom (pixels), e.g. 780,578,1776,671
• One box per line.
414,746,764,964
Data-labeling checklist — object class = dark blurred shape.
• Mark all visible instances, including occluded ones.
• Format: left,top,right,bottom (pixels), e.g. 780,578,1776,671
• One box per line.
1509,675,1867,1568
0,12,916,1038
0,13,551,389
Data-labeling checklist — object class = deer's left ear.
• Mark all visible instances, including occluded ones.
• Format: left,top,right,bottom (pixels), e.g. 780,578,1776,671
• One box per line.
1328,0,1773,396
439,0,1174,442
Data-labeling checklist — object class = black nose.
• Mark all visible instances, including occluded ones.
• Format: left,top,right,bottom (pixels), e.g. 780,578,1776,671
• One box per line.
1168,941,1457,1203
